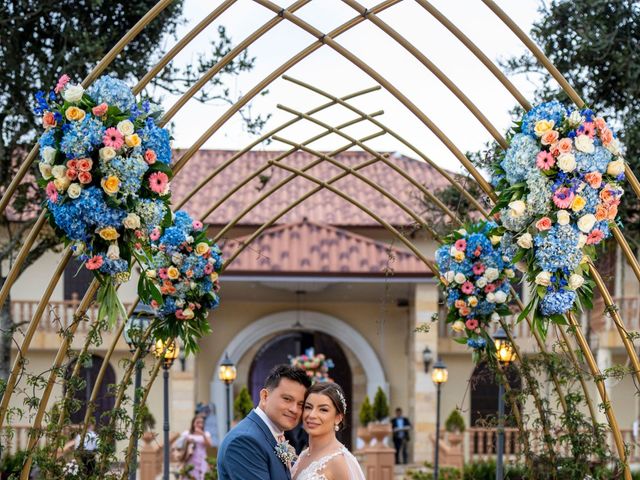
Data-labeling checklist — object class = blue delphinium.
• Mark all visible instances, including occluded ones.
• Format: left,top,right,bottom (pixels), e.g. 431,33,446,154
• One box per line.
534,224,582,272
467,338,487,349
60,115,104,159
540,289,577,316
520,100,566,137
39,129,57,151
139,118,172,164
101,155,149,200
526,170,552,215
575,146,612,174
86,75,136,112
501,133,539,184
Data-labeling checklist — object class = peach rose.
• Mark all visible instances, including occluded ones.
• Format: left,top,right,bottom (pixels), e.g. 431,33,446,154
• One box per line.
65,169,78,181
78,171,92,184
594,117,607,131
535,217,552,231
556,138,573,154
77,158,93,172
459,307,471,317
541,130,559,146
92,103,108,117
144,149,157,165
42,111,56,129
584,172,602,189
600,128,613,146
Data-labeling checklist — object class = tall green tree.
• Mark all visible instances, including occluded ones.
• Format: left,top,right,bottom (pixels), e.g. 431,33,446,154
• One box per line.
0,1,264,381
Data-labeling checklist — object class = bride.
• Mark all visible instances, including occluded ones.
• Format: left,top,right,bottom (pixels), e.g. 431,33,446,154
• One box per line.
291,382,365,480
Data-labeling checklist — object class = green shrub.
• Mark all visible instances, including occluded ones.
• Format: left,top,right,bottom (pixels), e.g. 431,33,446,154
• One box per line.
359,396,374,426
444,409,465,433
233,386,254,420
0,450,28,480
405,466,461,480
372,387,389,421
205,456,218,480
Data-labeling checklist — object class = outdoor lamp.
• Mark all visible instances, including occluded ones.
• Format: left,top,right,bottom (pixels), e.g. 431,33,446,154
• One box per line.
431,359,448,384
123,303,155,353
155,338,179,480
494,328,516,365
154,338,180,369
422,346,434,373
218,352,237,433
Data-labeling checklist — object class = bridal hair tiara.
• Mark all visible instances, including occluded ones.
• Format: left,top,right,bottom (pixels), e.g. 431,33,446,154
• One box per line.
334,386,347,414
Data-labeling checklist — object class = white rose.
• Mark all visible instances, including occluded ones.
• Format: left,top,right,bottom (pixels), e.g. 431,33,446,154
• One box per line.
182,308,195,320
486,292,496,303
51,165,66,179
568,273,585,290
557,153,577,173
490,235,502,246
444,271,455,284
452,320,466,333
67,183,82,199
607,159,625,176
491,312,501,323
557,210,571,226
485,268,499,282
494,291,507,304
123,212,141,229
42,146,57,164
476,277,488,288
577,213,596,233
508,200,527,218
172,253,184,266
454,272,466,284
457,228,467,236
175,298,185,308
117,120,135,136
186,235,194,244
100,146,117,161
505,269,515,279
568,110,583,126
578,234,587,248
605,138,621,155
72,242,85,257
535,271,551,286
63,84,85,103
189,281,197,290
39,162,53,180
517,233,533,249
54,176,70,191
574,134,594,153
145,269,157,279
107,243,120,260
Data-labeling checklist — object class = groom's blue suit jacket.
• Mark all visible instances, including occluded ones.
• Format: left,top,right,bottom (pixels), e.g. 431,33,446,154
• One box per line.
217,410,291,480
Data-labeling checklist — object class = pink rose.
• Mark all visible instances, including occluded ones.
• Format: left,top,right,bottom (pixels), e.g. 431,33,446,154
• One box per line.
535,217,552,231
92,103,108,117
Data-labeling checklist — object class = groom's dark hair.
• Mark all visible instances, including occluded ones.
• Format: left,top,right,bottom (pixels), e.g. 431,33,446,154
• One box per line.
264,364,312,391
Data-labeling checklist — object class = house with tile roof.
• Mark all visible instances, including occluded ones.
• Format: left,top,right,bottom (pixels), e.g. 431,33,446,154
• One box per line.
7,149,640,468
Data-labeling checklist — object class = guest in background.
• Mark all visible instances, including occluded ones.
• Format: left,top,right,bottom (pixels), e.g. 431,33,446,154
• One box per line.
391,407,411,465
178,415,213,480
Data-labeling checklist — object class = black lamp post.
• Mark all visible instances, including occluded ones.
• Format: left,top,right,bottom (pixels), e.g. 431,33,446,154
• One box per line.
493,328,516,480
123,303,154,480
154,338,180,480
431,359,448,480
218,353,237,433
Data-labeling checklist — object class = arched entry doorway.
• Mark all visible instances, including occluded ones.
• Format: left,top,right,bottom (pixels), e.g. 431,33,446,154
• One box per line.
248,330,353,450
64,354,116,428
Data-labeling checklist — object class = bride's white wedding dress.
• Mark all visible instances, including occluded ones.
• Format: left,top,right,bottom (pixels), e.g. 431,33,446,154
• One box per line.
291,445,365,480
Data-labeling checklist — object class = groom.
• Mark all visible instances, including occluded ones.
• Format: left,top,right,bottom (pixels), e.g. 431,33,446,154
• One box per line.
218,365,312,480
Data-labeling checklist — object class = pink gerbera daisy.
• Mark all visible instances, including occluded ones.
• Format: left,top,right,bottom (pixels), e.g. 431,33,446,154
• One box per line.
553,187,575,209
103,127,124,149
465,319,479,330
148,172,169,194
484,283,496,293
472,263,485,275
586,229,605,245
461,281,475,294
204,263,213,274
536,151,555,171
454,239,466,251
150,227,161,241
86,255,104,270
46,181,58,203
192,220,203,230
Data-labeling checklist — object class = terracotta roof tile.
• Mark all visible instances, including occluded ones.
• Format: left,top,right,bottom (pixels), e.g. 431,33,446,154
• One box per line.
222,220,431,276
172,149,453,227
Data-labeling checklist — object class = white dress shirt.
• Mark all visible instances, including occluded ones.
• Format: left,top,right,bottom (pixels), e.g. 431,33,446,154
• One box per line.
255,407,284,441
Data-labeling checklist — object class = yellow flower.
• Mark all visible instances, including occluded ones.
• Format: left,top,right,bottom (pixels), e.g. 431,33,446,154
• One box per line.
99,227,119,241
54,177,70,191
571,195,586,212
167,266,180,280
65,106,86,122
210,272,219,282
125,134,141,148
534,119,555,137
453,250,465,262
101,176,120,196
195,242,210,256
468,296,478,307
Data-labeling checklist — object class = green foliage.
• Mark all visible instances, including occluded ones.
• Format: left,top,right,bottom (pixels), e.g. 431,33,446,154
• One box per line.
502,0,640,243
406,466,462,480
233,386,254,421
205,456,218,480
444,409,465,433
372,387,389,421
0,450,28,479
359,395,374,426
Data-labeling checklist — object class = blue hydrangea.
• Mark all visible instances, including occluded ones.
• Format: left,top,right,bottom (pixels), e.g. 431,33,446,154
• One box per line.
447,289,460,307
60,115,104,159
181,255,207,278
135,198,167,230
534,224,582,272
160,226,187,248
576,146,612,174
435,245,451,272
579,185,600,215
540,289,577,316
467,337,487,349
203,292,220,310
500,233,518,263
49,187,126,241
500,206,531,232
99,258,129,275
139,120,172,164
466,233,492,258
474,301,495,316
158,296,178,316
39,129,57,151
501,133,540,184
86,75,136,112
173,211,194,232
101,155,149,200
520,101,566,137
211,246,223,270
594,220,611,238
526,170,552,215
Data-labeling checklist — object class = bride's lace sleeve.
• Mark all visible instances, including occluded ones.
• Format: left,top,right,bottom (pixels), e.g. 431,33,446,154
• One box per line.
343,450,366,480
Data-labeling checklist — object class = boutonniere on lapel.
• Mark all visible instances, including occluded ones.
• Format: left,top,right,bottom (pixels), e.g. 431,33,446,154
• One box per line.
274,439,297,468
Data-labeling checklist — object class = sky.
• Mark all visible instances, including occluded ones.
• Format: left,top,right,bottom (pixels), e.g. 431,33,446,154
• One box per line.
159,0,542,175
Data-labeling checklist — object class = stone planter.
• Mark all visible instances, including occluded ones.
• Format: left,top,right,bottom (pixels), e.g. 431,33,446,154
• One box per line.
357,426,373,447
368,422,392,444
447,431,463,448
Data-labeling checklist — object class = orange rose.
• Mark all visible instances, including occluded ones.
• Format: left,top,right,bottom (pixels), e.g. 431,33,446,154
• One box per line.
144,149,157,165
459,306,471,317
600,128,613,146
65,106,86,122
556,138,573,154
594,117,607,131
584,172,602,189
42,112,56,129
77,158,93,172
454,299,466,309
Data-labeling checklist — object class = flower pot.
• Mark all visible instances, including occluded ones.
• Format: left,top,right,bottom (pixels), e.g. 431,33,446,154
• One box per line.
368,422,392,444
447,431,463,448
357,426,373,447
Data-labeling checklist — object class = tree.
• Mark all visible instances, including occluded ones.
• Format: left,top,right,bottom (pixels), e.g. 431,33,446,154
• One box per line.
358,395,374,427
372,387,389,422
0,1,265,381
233,386,254,421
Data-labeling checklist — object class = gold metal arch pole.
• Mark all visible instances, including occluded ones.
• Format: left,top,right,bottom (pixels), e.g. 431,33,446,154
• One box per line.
175,86,381,209
281,75,490,217
341,0,508,149
170,0,402,175
0,249,73,428
0,0,174,217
